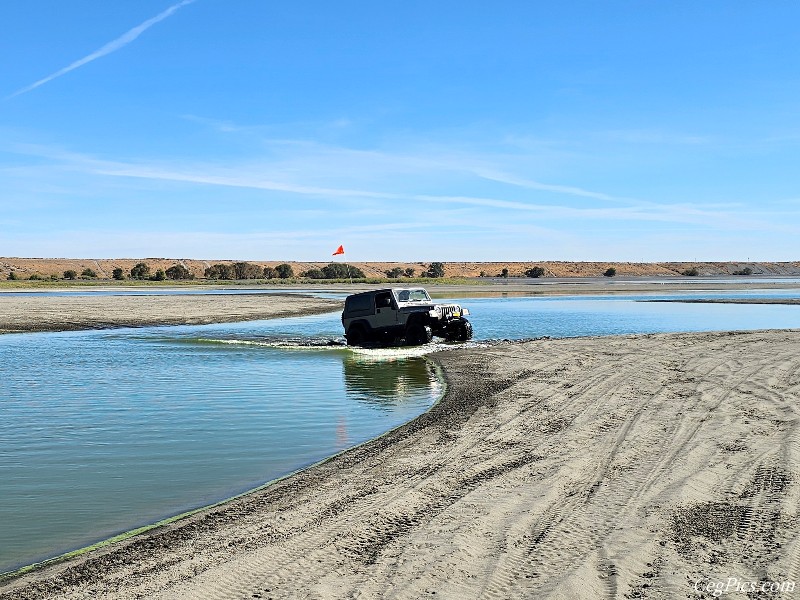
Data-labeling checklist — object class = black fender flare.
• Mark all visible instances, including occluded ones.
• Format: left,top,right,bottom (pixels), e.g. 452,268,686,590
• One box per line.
347,319,373,335
405,312,429,328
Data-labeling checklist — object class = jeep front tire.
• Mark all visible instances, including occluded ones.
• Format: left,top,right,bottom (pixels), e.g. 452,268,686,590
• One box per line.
454,319,473,341
406,323,433,346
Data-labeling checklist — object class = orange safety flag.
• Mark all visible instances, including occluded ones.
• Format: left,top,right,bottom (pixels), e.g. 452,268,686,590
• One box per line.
332,245,345,256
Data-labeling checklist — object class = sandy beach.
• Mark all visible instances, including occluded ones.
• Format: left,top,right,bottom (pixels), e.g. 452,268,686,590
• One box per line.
3,329,799,599
0,293,341,334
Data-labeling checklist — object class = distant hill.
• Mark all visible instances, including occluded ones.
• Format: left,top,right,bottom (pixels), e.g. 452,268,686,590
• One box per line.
2,258,799,281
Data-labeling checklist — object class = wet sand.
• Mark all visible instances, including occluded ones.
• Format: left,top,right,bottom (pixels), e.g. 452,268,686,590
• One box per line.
0,293,341,334
3,330,800,599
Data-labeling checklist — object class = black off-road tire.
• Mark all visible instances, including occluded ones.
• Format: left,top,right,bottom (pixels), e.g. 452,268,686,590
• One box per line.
346,324,368,346
445,318,473,342
406,323,433,346
377,331,401,347
455,319,473,341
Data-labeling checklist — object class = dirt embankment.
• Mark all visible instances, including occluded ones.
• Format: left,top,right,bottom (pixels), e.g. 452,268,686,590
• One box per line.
2,257,800,280
2,330,799,599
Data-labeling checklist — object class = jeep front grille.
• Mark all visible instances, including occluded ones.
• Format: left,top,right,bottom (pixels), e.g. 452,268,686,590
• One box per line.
439,305,458,319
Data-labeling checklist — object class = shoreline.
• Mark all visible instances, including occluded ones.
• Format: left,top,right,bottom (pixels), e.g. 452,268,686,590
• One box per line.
3,330,799,599
642,298,800,305
0,358,450,583
0,292,342,334
3,276,800,294
3,279,800,335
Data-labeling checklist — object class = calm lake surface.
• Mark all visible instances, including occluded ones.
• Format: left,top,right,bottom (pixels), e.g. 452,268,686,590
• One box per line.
2,290,800,573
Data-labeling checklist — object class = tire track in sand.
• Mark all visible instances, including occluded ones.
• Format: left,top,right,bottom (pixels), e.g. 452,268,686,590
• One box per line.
5,331,800,600
477,335,790,599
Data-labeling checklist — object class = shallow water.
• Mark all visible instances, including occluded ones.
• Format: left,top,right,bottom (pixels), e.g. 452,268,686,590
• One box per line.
2,290,800,574
461,292,800,339
0,314,440,573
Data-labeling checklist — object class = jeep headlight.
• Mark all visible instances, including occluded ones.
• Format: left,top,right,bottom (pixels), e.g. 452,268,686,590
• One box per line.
428,309,440,318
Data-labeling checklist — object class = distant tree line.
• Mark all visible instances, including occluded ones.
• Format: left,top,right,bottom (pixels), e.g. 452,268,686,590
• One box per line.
5,260,471,282
524,265,617,278
425,262,445,278
204,262,294,280
6,271,58,281
83,260,293,281
525,266,545,278
382,263,444,278
60,268,98,280
130,262,151,279
302,263,365,279
385,267,416,278
125,262,183,281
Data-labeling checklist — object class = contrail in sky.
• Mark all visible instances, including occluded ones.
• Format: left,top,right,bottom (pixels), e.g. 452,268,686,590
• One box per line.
7,0,196,99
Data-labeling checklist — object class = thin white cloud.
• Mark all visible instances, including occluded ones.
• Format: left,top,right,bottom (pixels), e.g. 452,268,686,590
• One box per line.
600,129,711,145
6,0,196,99
473,169,626,203
181,114,246,133
8,141,795,234
93,162,400,200
93,160,784,230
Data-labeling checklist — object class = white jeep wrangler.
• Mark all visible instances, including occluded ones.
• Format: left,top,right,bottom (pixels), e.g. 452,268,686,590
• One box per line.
342,288,472,346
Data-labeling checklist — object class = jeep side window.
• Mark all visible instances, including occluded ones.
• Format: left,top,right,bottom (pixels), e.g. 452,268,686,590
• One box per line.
375,292,392,308
346,294,372,313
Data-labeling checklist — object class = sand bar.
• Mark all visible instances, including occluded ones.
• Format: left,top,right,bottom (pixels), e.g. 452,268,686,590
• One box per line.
2,330,799,599
0,293,342,334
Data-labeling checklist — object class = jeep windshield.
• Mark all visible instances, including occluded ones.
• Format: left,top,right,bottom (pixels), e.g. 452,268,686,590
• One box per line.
395,289,431,303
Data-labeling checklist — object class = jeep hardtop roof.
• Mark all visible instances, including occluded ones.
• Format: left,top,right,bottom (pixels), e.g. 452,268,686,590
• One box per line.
347,287,424,293
346,288,392,297
343,288,432,313
345,288,430,299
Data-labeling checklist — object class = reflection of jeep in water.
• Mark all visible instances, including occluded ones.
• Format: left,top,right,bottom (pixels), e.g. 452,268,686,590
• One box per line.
342,288,473,346
343,355,435,402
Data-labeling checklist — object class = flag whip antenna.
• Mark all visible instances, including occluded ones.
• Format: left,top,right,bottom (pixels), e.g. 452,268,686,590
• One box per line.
332,245,350,284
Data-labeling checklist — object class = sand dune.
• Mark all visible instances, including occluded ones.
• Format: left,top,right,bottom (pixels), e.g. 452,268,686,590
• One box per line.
3,330,799,599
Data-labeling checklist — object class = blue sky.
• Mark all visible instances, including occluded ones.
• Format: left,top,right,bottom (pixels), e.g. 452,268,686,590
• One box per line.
1,1,798,261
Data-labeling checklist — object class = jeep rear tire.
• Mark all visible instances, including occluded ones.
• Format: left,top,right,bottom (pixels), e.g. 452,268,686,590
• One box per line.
346,324,368,346
406,323,433,346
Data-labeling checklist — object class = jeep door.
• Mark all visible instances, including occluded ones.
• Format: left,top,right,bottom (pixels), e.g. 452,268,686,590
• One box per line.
371,291,397,329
